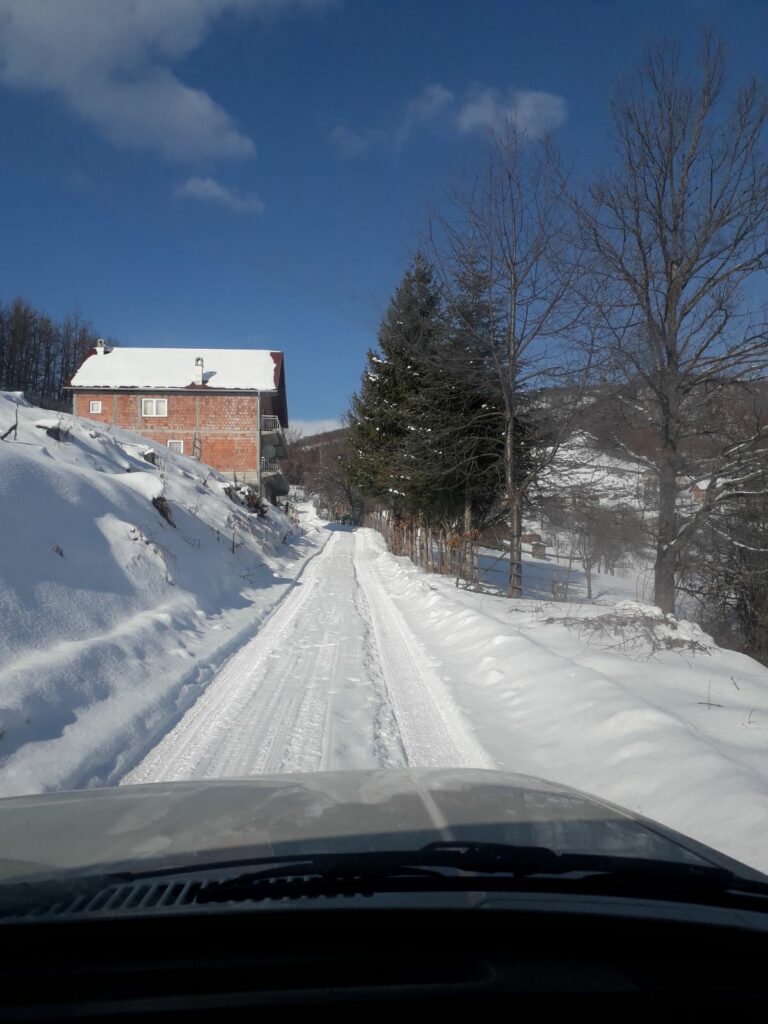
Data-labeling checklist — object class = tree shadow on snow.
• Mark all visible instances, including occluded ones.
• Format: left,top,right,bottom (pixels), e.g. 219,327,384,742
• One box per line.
477,550,588,602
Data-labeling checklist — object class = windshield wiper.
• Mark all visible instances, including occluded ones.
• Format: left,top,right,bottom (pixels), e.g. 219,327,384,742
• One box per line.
185,841,768,907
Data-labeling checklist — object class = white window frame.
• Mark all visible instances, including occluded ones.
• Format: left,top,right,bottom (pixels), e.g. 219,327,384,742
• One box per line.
89,400,102,414
167,439,184,454
141,398,168,417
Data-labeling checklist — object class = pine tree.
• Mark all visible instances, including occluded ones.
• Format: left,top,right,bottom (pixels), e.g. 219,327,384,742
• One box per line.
348,253,514,575
347,254,442,513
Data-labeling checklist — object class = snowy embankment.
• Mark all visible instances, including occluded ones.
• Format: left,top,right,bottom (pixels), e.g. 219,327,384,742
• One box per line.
0,392,324,796
363,532,768,873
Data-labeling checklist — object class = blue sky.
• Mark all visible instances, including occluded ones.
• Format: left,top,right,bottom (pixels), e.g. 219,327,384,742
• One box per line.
0,0,766,433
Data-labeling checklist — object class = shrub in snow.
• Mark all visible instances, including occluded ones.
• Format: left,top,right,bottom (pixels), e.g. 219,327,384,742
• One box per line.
223,483,268,518
543,602,713,659
34,419,70,443
151,495,175,527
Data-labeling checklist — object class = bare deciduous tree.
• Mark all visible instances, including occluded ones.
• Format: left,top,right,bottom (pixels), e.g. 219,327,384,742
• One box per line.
578,32,768,614
0,297,107,410
428,127,587,597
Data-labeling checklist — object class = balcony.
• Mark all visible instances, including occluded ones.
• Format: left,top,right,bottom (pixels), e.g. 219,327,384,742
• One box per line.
260,414,288,457
261,457,282,474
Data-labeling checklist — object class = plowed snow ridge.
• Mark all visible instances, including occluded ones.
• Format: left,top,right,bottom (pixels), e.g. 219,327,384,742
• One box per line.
122,528,493,783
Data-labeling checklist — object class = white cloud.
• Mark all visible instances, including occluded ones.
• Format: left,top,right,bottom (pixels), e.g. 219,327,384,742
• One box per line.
394,83,453,148
291,417,343,436
332,82,564,158
0,0,329,161
173,176,264,213
330,125,370,158
456,87,566,138
330,84,453,158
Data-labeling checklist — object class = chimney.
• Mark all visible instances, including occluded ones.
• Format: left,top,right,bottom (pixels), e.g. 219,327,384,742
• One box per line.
95,338,106,356
194,356,204,386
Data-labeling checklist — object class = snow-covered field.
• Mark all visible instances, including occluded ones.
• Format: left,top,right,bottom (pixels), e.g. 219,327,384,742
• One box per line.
477,546,654,605
3,391,768,874
0,392,323,795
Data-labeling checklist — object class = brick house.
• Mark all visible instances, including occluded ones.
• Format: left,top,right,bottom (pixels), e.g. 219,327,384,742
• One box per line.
67,342,289,499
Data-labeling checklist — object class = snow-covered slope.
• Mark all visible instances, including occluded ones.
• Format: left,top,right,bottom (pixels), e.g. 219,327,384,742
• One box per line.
543,431,651,508
0,392,324,796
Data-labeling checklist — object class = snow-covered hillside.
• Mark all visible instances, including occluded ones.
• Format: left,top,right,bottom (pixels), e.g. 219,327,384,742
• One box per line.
543,430,652,509
0,392,323,796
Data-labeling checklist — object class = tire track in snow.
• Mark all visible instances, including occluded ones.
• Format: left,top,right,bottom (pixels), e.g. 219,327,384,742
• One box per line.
121,530,343,783
121,529,404,783
122,526,492,785
352,558,407,769
353,529,495,770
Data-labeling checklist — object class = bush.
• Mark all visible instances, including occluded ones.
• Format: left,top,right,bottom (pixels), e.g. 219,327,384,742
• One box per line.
224,483,268,517
152,495,175,526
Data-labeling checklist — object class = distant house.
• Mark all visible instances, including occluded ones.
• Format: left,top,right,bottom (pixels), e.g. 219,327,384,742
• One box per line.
67,342,289,499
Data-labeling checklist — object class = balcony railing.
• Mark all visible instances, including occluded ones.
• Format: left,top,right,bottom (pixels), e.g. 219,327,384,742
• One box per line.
261,415,284,432
261,457,283,474
260,414,288,458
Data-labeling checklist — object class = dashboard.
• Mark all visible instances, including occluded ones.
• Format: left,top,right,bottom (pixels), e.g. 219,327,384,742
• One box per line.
1,901,767,1018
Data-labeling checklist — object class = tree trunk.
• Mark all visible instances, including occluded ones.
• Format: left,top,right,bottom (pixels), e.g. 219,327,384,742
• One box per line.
501,411,528,598
464,492,474,584
654,545,677,615
505,413,523,598
654,457,678,615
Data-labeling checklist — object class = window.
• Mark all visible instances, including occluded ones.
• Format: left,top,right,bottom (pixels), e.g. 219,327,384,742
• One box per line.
89,400,102,414
142,398,168,417
167,440,184,454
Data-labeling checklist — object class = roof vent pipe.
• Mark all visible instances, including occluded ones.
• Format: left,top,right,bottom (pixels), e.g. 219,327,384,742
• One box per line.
194,356,204,386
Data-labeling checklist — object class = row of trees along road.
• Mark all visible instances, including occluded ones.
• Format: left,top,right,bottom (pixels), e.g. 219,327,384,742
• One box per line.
347,32,768,617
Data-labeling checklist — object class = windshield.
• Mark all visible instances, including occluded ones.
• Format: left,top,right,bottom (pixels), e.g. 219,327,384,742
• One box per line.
1,0,768,895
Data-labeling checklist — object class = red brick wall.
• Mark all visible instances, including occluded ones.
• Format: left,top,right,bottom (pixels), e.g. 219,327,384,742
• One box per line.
72,390,260,477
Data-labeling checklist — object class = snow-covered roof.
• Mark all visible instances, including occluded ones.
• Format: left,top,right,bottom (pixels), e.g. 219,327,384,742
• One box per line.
70,347,281,392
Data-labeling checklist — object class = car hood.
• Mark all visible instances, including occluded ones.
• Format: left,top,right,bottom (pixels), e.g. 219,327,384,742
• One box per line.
0,769,762,883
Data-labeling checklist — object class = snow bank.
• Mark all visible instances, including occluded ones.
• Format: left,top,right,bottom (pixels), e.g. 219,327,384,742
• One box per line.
361,530,768,873
0,392,324,796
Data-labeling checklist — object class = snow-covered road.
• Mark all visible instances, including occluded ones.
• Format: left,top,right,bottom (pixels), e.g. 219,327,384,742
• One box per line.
123,527,493,783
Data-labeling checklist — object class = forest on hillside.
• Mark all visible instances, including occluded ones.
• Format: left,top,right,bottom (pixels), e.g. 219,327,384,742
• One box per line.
0,297,106,411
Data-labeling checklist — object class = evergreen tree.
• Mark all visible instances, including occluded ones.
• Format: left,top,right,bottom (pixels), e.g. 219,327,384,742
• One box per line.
347,253,442,513
348,252,514,564
397,265,506,531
